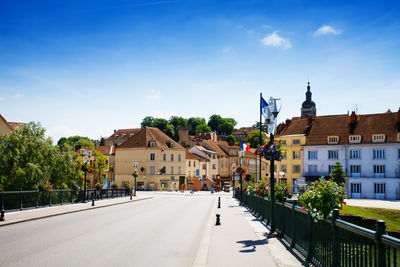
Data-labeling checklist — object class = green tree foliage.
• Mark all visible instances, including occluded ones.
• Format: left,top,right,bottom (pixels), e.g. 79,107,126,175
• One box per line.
225,118,237,127
330,162,346,186
188,117,206,135
168,116,187,129
195,124,211,134
247,130,267,148
225,134,236,145
0,122,81,190
153,118,168,132
90,149,109,184
207,114,224,132
164,124,175,139
252,121,269,132
217,121,234,135
141,116,155,128
100,137,105,146
57,135,94,148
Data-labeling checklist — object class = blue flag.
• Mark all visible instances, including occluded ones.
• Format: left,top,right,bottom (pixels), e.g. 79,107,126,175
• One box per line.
261,96,270,119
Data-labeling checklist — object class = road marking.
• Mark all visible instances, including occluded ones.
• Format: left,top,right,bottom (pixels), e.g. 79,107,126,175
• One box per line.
192,197,217,267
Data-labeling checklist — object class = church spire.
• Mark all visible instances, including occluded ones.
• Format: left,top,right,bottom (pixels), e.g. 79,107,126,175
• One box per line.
301,82,316,118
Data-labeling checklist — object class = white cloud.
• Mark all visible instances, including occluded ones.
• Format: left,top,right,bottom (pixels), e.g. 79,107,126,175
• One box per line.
144,89,160,100
46,124,83,143
0,97,4,102
261,31,291,49
313,25,341,37
13,93,24,99
223,46,233,53
150,110,173,119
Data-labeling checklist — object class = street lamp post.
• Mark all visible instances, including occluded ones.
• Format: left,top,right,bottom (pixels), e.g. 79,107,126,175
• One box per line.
239,151,245,204
232,163,236,198
81,148,92,203
265,97,281,234
132,162,138,197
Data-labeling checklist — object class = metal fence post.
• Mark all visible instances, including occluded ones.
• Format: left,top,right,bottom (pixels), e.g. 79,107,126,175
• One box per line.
70,190,73,204
0,191,5,221
35,189,39,208
290,200,297,248
48,191,52,207
20,188,23,211
60,190,63,205
306,214,314,264
331,209,340,267
375,220,387,267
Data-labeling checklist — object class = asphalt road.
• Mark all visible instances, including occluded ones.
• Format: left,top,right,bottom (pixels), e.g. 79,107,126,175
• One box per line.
0,193,215,267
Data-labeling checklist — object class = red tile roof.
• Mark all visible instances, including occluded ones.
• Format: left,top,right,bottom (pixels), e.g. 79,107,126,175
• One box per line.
96,145,115,156
107,128,141,139
118,127,185,150
186,151,207,161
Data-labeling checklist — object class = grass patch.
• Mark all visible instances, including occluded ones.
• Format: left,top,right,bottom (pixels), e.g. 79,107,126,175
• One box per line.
340,205,400,232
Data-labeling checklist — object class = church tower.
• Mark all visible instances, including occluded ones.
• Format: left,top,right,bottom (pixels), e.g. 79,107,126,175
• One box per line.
301,82,316,118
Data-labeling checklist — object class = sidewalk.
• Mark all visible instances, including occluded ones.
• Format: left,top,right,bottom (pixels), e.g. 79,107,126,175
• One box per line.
196,194,303,267
0,195,152,227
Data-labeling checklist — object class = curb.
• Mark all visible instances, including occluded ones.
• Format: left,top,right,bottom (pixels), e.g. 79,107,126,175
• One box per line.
0,196,153,227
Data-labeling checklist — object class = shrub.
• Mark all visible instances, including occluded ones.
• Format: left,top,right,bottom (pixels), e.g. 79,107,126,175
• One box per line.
255,181,269,198
95,182,103,190
123,181,131,189
298,178,345,221
275,182,290,203
246,183,256,195
36,180,53,192
111,182,119,189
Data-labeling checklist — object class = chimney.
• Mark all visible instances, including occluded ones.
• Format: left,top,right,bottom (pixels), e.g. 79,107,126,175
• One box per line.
307,116,312,126
114,129,116,133
350,111,356,123
398,107,400,121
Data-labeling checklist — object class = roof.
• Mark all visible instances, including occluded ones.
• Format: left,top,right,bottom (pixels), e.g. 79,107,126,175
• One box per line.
186,151,206,161
96,145,115,156
279,117,310,136
107,128,141,139
0,115,25,132
232,127,255,135
305,110,400,145
0,115,13,132
202,140,228,157
118,127,185,150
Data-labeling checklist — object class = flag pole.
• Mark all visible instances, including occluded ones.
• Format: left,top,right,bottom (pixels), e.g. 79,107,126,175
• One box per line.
259,92,262,183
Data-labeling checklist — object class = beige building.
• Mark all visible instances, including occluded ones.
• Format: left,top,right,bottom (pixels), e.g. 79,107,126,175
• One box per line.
104,128,141,146
189,146,219,180
115,127,186,191
0,115,26,136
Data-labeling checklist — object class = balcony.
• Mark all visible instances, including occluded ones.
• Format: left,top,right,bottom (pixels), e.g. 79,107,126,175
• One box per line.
303,172,330,177
374,173,385,178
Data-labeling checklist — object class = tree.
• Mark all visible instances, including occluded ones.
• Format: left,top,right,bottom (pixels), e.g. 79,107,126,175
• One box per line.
252,122,269,132
141,116,155,128
195,124,211,134
153,118,168,132
0,122,81,190
168,116,187,129
90,150,108,184
330,162,346,186
187,117,206,135
225,118,237,127
208,115,224,132
57,135,94,149
225,135,236,145
247,130,267,148
217,121,234,135
164,124,175,139
100,137,105,146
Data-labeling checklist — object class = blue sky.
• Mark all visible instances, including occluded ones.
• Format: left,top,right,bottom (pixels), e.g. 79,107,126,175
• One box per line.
1,0,400,142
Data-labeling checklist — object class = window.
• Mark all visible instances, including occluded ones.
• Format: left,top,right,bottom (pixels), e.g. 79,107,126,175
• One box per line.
281,140,287,145
373,149,385,159
170,143,174,148
170,154,174,162
398,149,400,159
212,164,216,169
150,166,156,174
281,152,287,160
194,161,196,167
178,154,181,162
202,164,206,170
374,165,385,177
293,165,301,173
280,165,287,173
327,136,339,144
171,166,174,174
328,150,338,159
212,155,216,159
150,153,155,161
308,165,318,173
374,183,386,194
349,135,361,143
293,151,301,160
351,183,361,193
350,150,360,159
398,133,400,142
308,151,318,159
292,139,300,145
372,134,385,143
149,141,156,147
178,166,181,174
188,161,191,167
350,165,361,175
329,165,336,173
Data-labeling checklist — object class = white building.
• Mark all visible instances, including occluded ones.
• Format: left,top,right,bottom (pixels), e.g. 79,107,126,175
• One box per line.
189,146,219,180
303,110,400,200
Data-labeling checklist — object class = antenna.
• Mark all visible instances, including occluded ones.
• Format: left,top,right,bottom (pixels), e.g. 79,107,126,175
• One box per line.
352,104,359,114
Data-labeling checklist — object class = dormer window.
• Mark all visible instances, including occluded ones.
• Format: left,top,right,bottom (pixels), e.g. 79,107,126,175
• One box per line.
122,134,127,138
327,136,339,144
129,134,134,137
149,141,156,147
115,135,120,138
349,135,361,143
167,142,175,148
372,134,385,143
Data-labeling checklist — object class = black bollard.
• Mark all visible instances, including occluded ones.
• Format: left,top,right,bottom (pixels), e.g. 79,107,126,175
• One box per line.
216,214,221,225
0,210,4,221
130,187,133,200
218,200,221,209
91,192,95,206
1,191,4,221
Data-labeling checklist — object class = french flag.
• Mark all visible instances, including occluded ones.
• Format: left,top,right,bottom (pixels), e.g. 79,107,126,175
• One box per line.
240,142,250,152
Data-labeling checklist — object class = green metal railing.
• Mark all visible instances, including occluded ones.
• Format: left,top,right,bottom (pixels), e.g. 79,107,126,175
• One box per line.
238,192,400,267
0,188,130,212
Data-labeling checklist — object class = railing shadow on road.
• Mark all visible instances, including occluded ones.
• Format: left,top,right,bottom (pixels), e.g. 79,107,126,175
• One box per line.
236,239,268,253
